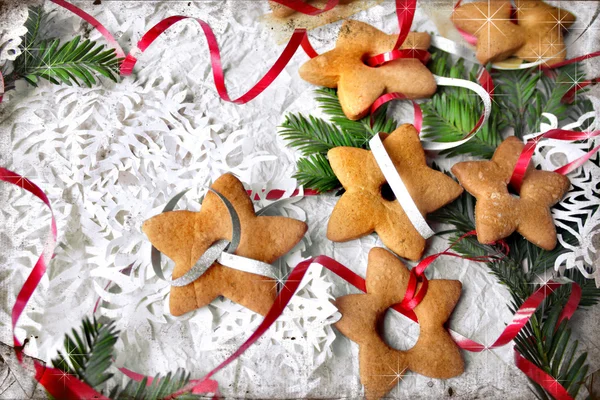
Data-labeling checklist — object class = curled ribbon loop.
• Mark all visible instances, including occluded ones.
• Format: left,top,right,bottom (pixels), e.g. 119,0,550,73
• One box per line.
509,115,600,192
365,0,418,66
420,71,493,150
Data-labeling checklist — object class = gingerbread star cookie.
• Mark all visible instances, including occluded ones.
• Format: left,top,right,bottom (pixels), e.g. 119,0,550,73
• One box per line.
335,247,464,400
327,124,463,260
143,173,308,317
451,0,575,65
514,0,576,65
451,136,570,250
299,20,436,120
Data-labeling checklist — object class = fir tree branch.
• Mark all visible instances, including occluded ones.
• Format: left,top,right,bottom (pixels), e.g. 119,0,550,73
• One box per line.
431,191,599,399
294,154,340,193
6,7,120,91
13,36,120,88
52,317,119,388
108,369,203,400
420,50,505,159
279,113,361,156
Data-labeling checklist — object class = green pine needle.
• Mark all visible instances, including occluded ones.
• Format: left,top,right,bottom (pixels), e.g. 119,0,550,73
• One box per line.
7,7,121,91
279,113,361,156
15,36,120,88
108,369,203,400
52,317,119,388
421,50,505,159
294,154,340,193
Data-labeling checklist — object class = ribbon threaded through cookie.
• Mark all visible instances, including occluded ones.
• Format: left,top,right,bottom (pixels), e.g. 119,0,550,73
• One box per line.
150,188,289,286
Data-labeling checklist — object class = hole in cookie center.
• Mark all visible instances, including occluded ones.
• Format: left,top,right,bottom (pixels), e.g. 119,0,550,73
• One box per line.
507,183,521,199
361,54,380,68
380,182,396,202
378,308,419,351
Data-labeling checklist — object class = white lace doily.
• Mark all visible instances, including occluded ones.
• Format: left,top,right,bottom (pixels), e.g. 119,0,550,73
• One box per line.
0,1,599,399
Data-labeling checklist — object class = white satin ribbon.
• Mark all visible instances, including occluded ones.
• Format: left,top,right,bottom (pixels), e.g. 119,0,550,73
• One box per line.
151,187,282,287
420,73,493,151
369,134,435,239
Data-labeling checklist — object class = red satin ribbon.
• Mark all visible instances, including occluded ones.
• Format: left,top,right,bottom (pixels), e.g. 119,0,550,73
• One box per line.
370,93,423,131
509,128,600,192
0,70,4,103
0,169,106,398
515,352,574,400
246,188,321,201
50,0,125,58
269,0,340,16
0,169,57,350
120,16,308,104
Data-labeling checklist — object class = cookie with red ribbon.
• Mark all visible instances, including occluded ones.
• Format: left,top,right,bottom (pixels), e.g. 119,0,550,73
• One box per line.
451,0,575,65
327,124,463,260
335,247,464,400
451,136,570,250
298,20,436,120
143,173,308,316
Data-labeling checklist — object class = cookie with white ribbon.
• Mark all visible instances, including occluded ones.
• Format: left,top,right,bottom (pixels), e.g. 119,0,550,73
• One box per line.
335,247,464,400
451,136,570,249
143,173,308,316
298,20,436,120
327,124,463,260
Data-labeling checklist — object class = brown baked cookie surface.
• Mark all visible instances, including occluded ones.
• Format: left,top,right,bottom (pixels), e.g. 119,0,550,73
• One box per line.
451,1,525,65
451,136,570,250
327,124,463,260
451,0,575,66
335,247,464,400
298,20,436,120
513,0,576,65
142,173,308,317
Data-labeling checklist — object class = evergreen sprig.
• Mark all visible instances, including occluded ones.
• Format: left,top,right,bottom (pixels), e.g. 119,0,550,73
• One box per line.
421,50,505,159
52,317,203,399
109,369,202,400
430,192,600,399
3,6,120,93
52,317,119,388
279,87,397,192
493,62,592,139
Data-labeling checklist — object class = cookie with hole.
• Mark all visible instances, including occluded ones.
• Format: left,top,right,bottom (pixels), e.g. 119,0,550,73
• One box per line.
326,124,463,260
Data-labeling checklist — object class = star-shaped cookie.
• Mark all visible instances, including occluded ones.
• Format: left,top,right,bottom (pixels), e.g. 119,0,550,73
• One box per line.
451,0,575,65
335,247,464,400
327,124,464,260
299,20,436,120
143,173,308,316
451,136,570,250
514,0,576,65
